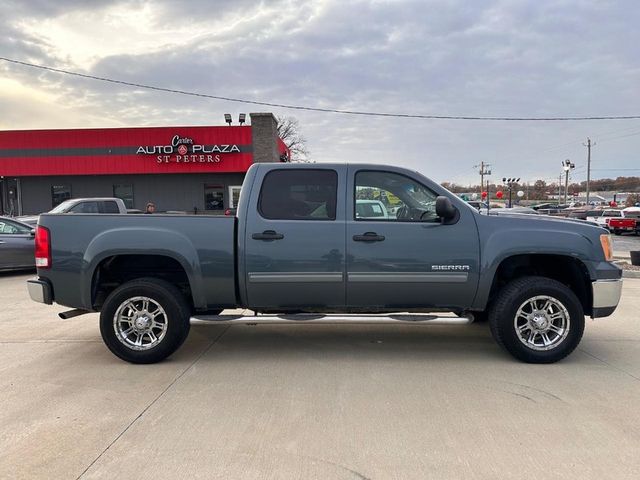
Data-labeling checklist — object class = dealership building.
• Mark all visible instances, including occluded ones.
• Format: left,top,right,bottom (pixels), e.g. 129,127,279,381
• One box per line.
0,113,289,215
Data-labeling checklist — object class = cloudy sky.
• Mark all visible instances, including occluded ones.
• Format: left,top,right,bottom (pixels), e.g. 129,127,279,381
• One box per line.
1,0,639,185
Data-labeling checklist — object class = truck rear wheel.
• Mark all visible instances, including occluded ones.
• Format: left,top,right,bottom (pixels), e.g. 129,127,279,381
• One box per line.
99,278,192,364
488,276,584,363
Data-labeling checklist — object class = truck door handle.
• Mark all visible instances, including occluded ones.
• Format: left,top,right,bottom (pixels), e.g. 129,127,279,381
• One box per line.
252,230,285,241
353,232,385,242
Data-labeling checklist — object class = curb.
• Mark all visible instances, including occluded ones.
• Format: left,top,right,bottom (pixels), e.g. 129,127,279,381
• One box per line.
623,270,640,279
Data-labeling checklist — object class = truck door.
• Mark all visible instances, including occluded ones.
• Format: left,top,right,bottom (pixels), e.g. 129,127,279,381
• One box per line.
243,167,346,309
346,167,480,309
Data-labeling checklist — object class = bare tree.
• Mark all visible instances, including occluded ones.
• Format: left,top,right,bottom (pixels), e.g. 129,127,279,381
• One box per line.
276,116,310,162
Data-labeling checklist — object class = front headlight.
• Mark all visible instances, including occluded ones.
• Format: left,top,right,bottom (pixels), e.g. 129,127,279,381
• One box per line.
600,234,613,261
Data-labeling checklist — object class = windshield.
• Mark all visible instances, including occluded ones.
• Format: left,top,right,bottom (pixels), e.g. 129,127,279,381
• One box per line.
49,200,75,213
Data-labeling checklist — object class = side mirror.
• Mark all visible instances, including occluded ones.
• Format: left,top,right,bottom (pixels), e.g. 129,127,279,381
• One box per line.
29,229,36,237
436,196,458,223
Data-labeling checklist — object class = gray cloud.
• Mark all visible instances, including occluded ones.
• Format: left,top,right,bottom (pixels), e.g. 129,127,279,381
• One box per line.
1,0,639,184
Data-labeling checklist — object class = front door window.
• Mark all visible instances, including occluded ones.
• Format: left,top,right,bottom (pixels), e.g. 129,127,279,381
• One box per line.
355,171,439,222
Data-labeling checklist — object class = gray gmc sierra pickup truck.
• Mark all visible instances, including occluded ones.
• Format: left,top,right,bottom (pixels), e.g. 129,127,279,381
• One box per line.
28,163,623,364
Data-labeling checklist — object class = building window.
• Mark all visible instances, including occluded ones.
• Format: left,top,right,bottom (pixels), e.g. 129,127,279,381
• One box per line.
113,184,134,209
204,185,224,211
258,169,338,220
52,185,71,207
228,186,242,208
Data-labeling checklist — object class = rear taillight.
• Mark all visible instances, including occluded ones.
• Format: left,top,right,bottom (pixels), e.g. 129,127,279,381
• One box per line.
35,226,51,269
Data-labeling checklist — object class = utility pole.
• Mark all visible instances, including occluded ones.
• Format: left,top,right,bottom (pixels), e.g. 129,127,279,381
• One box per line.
583,138,596,204
475,162,491,194
558,174,562,201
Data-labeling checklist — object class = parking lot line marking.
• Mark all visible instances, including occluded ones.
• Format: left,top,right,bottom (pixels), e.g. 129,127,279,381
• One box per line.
74,326,231,480
578,347,640,382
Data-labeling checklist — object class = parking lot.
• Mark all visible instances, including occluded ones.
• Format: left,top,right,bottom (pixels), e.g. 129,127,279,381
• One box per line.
612,233,640,256
1,271,639,479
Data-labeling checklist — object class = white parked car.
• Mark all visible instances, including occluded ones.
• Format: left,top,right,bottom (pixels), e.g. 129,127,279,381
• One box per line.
355,200,391,219
17,198,128,225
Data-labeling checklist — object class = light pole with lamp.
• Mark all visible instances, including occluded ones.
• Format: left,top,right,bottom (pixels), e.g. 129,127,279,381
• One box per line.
502,177,520,208
562,159,575,205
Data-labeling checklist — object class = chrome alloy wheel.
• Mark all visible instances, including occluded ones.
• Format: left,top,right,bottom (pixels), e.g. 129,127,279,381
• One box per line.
113,296,168,351
514,295,570,351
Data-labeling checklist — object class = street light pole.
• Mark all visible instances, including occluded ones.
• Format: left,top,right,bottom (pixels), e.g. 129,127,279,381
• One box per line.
502,177,520,208
562,159,575,205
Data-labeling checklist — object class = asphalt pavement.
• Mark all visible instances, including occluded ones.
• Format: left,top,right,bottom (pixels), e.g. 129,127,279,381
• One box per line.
1,272,639,479
612,233,640,257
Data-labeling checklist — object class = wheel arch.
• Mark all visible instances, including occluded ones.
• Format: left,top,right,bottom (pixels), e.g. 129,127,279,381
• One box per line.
88,253,203,311
477,254,593,316
80,227,206,310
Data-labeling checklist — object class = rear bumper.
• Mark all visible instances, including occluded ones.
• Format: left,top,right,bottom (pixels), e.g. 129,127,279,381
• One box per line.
592,279,622,318
27,278,53,305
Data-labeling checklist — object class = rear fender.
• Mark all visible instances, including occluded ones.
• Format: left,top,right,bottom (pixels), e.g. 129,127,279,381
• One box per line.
81,227,205,309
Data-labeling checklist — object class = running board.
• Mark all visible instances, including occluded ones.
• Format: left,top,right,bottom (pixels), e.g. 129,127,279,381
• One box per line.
191,313,473,325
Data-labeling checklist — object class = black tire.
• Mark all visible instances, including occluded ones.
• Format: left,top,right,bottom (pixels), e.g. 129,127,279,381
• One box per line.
99,278,192,364
613,230,621,235
488,276,584,363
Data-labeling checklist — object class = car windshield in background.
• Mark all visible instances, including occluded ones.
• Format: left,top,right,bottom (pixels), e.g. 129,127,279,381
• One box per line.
355,201,388,219
49,199,75,213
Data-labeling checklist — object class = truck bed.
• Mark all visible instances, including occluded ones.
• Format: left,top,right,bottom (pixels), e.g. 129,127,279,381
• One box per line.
37,213,237,311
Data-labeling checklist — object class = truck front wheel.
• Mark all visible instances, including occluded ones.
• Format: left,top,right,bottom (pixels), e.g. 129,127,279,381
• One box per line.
488,276,584,363
99,278,192,364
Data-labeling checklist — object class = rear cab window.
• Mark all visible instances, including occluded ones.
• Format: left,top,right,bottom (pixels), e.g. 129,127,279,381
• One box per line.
258,169,338,221
101,201,120,213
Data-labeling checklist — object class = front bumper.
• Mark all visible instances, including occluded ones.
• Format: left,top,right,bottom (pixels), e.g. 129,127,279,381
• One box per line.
27,278,53,305
592,279,623,318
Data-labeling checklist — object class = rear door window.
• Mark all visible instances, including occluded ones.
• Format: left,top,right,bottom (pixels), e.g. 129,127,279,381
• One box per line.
259,169,338,220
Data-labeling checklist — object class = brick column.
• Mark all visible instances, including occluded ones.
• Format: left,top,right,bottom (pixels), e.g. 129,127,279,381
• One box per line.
250,113,279,163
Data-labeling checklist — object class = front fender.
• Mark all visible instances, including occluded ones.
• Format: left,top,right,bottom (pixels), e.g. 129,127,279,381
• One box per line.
473,227,597,309
81,227,206,309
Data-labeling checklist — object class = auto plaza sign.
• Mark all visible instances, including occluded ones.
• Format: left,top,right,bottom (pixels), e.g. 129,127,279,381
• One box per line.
136,135,241,163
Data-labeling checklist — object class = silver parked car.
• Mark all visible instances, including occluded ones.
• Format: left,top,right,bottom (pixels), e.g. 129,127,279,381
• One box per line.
0,216,35,271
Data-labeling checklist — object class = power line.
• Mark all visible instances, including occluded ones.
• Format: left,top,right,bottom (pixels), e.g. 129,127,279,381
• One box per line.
2,56,640,122
597,130,640,143
591,168,640,171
